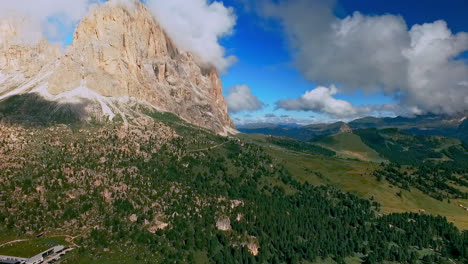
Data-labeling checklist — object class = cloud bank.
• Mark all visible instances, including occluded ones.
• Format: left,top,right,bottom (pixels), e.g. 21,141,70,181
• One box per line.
226,85,264,113
262,0,468,116
145,0,237,73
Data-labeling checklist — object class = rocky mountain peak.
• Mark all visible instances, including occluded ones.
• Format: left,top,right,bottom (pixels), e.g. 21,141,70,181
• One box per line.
0,0,235,135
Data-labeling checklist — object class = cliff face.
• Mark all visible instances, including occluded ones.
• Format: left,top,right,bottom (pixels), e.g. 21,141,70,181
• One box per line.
0,1,235,134
0,18,61,101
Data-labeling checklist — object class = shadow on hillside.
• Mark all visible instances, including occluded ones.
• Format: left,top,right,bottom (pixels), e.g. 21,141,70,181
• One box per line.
0,93,93,127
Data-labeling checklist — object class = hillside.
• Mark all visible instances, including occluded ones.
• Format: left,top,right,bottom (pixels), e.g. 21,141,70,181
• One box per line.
354,128,468,167
312,132,384,162
238,122,345,141
0,114,466,263
238,133,468,230
457,119,468,143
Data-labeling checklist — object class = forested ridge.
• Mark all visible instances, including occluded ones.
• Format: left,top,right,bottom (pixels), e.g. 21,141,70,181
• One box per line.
374,163,468,200
353,128,468,202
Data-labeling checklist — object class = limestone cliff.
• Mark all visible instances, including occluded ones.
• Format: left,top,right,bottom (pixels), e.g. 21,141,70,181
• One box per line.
0,1,235,134
0,18,61,101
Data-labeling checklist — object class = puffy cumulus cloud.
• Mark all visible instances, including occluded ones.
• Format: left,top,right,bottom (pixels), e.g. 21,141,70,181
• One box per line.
276,85,402,119
145,0,237,73
404,21,468,115
226,85,264,113
260,0,468,116
276,85,365,118
0,0,96,45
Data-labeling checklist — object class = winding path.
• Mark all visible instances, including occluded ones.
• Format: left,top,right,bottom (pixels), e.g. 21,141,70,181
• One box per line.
0,234,81,249
0,239,30,248
188,141,228,153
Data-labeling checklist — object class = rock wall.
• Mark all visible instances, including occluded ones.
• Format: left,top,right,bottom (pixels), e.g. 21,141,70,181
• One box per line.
48,1,235,134
0,1,235,134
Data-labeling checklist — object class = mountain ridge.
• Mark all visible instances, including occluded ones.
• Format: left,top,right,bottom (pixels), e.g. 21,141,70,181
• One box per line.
239,114,468,142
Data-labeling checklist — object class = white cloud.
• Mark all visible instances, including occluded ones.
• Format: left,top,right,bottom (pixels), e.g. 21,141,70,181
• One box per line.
261,0,468,116
226,85,264,113
403,21,468,115
276,85,365,118
0,16,42,45
0,0,96,45
145,0,237,73
276,85,406,119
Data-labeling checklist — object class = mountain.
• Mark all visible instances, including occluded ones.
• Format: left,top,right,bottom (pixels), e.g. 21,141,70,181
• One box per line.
0,1,235,134
239,114,467,143
457,118,468,143
238,121,346,141
352,115,468,144
459,118,468,131
313,132,384,162
349,114,456,129
0,2,467,263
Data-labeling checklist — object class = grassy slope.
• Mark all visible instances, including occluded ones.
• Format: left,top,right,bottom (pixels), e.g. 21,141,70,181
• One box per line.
0,237,69,258
239,133,468,229
354,128,468,166
314,132,385,162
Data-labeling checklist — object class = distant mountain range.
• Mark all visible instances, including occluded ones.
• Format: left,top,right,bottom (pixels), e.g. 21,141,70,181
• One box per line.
238,121,346,141
238,114,468,143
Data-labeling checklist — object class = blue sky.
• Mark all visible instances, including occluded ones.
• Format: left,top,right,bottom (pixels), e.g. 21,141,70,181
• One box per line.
217,0,468,124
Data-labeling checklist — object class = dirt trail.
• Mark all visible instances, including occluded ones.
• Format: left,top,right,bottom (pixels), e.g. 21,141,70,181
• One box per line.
341,150,369,161
188,141,228,153
49,234,81,248
0,238,31,248
0,234,80,249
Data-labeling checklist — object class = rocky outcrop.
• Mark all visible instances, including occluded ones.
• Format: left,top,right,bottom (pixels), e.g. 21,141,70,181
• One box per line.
246,239,259,256
0,0,235,134
216,215,231,231
339,123,353,133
